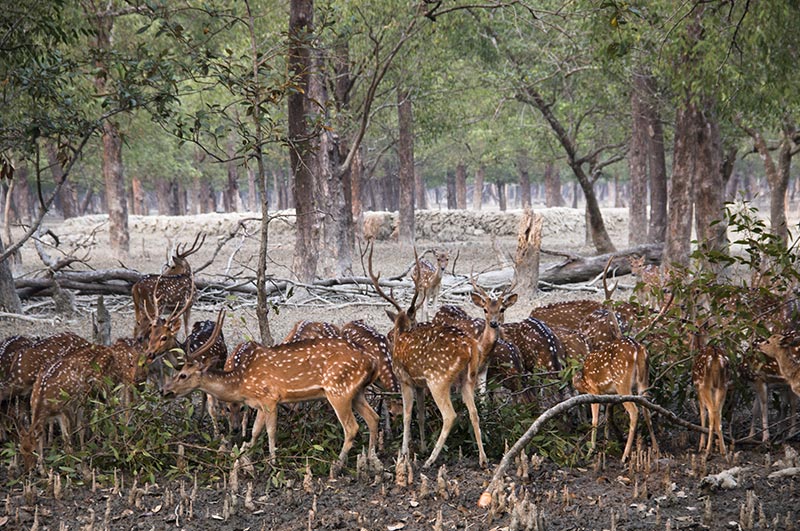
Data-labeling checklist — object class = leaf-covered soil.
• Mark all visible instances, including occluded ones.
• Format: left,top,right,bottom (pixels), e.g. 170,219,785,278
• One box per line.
1,209,798,530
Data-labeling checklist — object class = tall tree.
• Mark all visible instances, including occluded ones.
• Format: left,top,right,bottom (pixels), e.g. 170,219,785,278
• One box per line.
397,88,415,244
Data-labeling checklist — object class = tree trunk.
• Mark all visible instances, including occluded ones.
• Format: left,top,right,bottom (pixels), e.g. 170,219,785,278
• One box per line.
46,141,78,219
543,162,564,207
455,162,467,209
446,170,457,210
518,85,615,253
224,134,240,213
514,208,542,300
473,164,485,210
742,121,795,245
666,100,697,267
497,182,507,212
693,102,727,262
351,146,364,242
93,12,129,254
629,72,649,246
415,167,427,210
131,177,145,216
397,88,415,245
0,236,21,313
288,0,319,283
517,151,532,209
645,79,668,244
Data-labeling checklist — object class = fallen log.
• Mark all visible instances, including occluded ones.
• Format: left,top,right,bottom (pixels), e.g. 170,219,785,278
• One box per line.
539,243,663,285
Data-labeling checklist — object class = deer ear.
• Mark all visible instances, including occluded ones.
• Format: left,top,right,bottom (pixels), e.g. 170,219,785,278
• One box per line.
504,293,519,307
168,319,183,334
470,292,484,307
386,310,397,322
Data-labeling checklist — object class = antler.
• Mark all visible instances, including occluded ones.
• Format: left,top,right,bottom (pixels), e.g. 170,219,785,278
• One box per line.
176,232,206,260
142,276,162,326
602,256,619,301
367,240,404,314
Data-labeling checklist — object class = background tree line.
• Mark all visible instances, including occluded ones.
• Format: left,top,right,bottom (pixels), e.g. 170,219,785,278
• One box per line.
1,0,799,334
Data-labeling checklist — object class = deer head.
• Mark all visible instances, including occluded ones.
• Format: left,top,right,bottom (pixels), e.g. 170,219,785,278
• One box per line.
164,232,205,276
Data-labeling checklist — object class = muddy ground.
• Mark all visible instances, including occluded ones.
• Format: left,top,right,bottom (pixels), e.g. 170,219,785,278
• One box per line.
1,208,798,530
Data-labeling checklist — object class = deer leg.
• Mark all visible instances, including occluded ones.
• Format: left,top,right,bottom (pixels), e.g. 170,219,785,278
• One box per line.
206,394,220,439
621,401,639,462
414,387,427,453
423,382,458,469
399,383,415,458
460,381,488,468
698,397,708,453
714,389,727,456
328,394,361,476
588,402,600,454
352,391,380,460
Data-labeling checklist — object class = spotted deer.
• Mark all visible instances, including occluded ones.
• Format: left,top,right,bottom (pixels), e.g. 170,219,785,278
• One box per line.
758,332,800,397
162,310,381,475
691,329,730,457
433,305,530,401
572,336,658,461
571,258,658,461
370,243,516,468
0,332,91,403
628,255,665,306
147,317,230,436
411,248,449,322
283,320,341,343
20,339,148,471
131,233,204,342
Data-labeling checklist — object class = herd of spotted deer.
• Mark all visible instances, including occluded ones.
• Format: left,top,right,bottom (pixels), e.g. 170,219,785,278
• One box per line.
1,236,800,477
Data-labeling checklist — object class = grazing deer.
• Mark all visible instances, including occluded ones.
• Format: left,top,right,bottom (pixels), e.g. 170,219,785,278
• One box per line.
131,233,204,342
529,300,606,330
162,310,381,475
572,336,658,461
370,244,516,468
20,339,148,471
758,333,800,397
500,317,564,374
411,248,449,322
283,320,341,343
0,332,91,403
691,333,730,457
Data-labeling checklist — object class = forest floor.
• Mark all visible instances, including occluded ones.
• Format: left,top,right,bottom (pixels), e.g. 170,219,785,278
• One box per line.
1,207,799,530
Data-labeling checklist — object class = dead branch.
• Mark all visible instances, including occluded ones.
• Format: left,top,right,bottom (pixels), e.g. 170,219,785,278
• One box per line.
477,393,709,508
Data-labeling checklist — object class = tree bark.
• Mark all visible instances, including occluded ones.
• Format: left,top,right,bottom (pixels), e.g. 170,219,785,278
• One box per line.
455,162,467,209
415,167,427,210
514,208,542,299
693,102,727,263
666,100,697,267
397,88,415,245
93,11,129,254
543,162,564,207
0,236,22,313
497,181,507,212
446,170,457,209
628,71,649,246
288,0,319,282
46,141,78,219
130,177,145,216
645,80,668,244
473,164,485,210
224,133,240,213
517,151,532,209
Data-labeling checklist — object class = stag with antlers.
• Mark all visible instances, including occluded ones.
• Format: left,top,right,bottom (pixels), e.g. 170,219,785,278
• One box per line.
131,233,204,343
369,243,516,468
